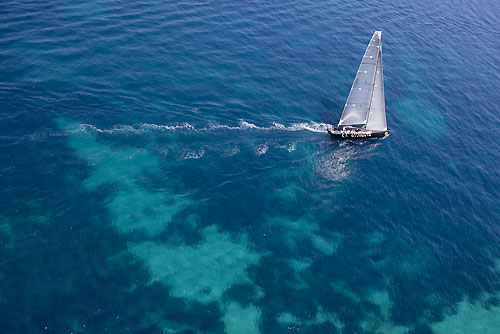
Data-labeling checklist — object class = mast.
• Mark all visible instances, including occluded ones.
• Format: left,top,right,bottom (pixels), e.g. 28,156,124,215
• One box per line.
338,31,383,128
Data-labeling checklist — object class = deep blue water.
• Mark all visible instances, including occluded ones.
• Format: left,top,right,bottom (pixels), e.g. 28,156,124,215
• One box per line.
2,0,500,333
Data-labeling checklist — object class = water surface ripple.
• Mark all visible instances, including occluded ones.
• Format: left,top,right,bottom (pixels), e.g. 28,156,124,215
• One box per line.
1,0,500,333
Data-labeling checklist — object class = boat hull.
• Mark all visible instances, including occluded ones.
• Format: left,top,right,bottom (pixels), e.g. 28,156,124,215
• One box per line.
327,127,389,139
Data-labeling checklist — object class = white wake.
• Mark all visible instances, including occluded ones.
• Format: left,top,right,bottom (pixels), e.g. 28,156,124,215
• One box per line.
74,120,333,135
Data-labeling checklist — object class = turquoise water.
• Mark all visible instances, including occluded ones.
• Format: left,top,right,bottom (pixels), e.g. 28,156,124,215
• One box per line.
1,0,500,333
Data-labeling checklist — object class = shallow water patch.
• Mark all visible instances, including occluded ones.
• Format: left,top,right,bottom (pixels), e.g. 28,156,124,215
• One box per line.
276,305,343,332
432,295,500,334
267,216,341,256
360,289,410,334
223,301,261,334
58,119,160,187
58,118,192,236
130,225,262,305
108,184,190,237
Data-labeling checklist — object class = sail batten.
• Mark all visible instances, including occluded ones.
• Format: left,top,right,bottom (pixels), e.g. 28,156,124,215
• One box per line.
338,31,385,129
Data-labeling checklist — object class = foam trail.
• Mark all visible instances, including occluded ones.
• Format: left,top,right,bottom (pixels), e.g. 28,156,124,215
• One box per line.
255,144,268,156
78,122,195,134
182,148,205,160
69,120,333,135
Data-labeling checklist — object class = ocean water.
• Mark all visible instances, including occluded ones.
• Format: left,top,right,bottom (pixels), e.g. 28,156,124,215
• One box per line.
1,0,500,333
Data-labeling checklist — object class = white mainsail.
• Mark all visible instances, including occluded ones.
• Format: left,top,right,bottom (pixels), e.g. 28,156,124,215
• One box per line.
338,31,386,131
365,46,387,131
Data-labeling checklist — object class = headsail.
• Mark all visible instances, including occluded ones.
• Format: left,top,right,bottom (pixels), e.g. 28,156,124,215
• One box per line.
338,31,385,130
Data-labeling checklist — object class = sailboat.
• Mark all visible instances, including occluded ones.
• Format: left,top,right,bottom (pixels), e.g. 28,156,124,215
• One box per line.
328,31,389,138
